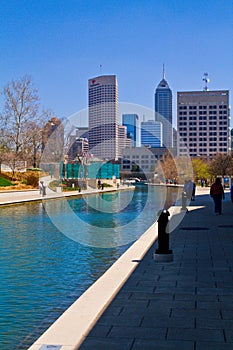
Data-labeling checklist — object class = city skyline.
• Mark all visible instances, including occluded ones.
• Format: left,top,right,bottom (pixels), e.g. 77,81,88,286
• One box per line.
0,1,232,127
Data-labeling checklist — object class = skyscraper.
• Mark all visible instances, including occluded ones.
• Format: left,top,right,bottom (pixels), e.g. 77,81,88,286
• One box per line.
141,120,162,148
122,114,139,147
88,75,118,160
118,125,127,157
177,90,230,157
154,67,173,148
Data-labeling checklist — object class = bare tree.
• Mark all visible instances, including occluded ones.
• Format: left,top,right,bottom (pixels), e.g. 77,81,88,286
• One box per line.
3,76,39,150
0,76,50,172
208,154,233,179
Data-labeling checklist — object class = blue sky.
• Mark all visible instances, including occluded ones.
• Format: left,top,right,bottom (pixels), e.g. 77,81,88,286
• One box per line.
0,0,232,127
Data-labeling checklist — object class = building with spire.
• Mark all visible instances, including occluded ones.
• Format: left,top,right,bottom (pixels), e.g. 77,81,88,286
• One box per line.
154,66,173,149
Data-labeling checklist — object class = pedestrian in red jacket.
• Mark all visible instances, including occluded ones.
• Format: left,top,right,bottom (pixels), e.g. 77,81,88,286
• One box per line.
210,178,225,215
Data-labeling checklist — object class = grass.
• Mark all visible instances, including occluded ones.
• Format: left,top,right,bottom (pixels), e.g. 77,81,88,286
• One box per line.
0,176,14,187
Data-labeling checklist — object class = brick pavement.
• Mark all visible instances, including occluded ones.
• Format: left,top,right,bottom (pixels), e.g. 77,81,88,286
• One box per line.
79,189,233,350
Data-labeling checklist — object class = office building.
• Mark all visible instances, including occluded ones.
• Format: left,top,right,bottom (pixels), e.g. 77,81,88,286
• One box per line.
177,90,230,157
122,114,139,147
88,75,118,160
121,147,158,173
141,120,162,148
154,69,173,148
118,125,127,157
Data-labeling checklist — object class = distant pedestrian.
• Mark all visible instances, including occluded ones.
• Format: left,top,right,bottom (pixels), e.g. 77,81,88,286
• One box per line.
39,181,46,197
201,179,205,187
230,184,233,203
191,182,196,201
210,178,225,215
184,179,193,201
39,181,43,195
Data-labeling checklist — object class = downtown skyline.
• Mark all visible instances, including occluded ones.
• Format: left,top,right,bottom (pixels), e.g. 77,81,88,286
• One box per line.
0,0,232,127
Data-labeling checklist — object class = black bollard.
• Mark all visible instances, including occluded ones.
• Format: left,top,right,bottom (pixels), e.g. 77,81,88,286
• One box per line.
154,209,173,262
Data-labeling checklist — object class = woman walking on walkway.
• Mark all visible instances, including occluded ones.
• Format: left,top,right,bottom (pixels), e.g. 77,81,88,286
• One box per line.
210,178,225,215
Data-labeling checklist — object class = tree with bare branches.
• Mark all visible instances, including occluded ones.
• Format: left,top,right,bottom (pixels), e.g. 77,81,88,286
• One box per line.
208,154,233,180
0,76,51,173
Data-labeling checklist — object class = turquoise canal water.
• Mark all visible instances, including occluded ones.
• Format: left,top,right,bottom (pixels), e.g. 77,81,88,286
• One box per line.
0,185,178,349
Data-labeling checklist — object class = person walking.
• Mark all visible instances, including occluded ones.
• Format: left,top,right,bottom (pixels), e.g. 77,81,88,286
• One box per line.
210,178,225,215
230,183,233,203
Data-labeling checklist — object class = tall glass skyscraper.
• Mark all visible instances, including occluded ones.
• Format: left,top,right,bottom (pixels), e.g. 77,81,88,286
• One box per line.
88,75,118,160
154,68,173,148
122,114,139,147
141,120,162,148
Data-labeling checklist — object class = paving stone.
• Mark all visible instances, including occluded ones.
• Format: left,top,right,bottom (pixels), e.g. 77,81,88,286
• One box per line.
98,313,143,327
196,317,233,330
79,337,133,349
221,309,233,320
80,193,233,349
132,339,194,350
110,298,136,307
171,308,222,320
197,301,222,309
224,329,233,342
196,342,233,350
142,316,194,328
130,292,174,300
108,325,166,339
87,325,112,337
172,300,196,308
100,306,122,317
167,328,224,342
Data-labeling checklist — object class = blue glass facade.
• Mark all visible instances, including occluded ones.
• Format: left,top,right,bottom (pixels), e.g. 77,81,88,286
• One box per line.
122,114,139,147
141,120,162,148
154,78,173,148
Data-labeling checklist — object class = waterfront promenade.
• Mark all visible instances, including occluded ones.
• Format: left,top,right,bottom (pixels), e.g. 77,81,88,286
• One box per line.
79,187,233,350
0,179,130,206
1,186,233,350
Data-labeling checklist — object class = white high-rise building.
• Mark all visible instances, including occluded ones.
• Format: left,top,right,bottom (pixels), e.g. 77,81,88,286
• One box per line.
118,125,127,157
177,90,230,157
88,75,118,160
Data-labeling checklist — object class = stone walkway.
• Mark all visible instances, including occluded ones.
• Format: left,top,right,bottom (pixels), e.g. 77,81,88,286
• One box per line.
0,178,130,206
79,188,233,350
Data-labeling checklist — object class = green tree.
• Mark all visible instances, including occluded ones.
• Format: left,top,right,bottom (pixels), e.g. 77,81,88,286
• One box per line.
192,158,210,181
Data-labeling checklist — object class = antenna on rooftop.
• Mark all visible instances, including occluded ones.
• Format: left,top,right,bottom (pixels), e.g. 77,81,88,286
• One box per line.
162,63,165,79
99,64,103,75
203,72,210,91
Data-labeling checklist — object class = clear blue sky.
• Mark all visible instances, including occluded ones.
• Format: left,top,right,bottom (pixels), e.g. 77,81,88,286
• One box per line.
0,0,232,127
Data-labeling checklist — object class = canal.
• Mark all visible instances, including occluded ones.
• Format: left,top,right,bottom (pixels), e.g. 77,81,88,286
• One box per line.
0,185,178,349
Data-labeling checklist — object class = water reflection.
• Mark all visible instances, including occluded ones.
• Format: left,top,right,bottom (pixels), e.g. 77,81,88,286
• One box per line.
0,185,178,349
